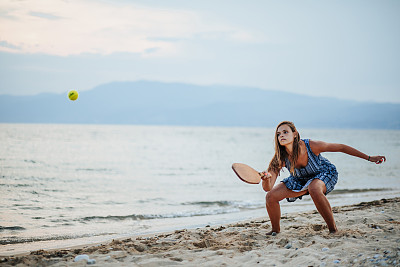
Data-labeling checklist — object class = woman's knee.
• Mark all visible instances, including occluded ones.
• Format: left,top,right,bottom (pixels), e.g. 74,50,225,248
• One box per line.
265,190,282,205
308,179,326,196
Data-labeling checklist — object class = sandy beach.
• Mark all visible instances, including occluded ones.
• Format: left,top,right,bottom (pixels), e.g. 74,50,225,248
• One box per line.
1,197,399,266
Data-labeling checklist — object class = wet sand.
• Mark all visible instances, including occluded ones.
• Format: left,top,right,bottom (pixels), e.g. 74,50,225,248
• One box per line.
1,197,399,266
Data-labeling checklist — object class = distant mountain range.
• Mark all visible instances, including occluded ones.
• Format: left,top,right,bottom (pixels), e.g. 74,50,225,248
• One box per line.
1,81,399,129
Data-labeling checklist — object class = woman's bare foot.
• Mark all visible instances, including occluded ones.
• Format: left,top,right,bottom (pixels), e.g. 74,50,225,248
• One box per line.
266,230,279,236
329,228,338,234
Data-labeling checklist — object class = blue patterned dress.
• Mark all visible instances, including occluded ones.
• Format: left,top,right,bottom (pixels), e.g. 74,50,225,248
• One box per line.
281,139,338,202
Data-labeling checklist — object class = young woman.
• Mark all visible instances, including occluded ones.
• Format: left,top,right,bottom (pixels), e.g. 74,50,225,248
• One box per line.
261,121,386,234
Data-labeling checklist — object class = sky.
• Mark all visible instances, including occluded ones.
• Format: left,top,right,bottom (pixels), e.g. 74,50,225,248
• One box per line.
0,0,399,103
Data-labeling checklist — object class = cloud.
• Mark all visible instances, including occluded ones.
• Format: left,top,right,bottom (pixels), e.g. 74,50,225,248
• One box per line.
28,11,63,20
0,40,21,50
0,0,261,57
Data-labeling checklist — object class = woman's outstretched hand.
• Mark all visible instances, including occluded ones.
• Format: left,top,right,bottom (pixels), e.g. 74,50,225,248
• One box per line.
260,171,272,180
369,155,386,164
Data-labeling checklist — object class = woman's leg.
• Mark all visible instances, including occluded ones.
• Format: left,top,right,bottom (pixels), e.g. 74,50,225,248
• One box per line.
308,179,337,233
265,183,307,234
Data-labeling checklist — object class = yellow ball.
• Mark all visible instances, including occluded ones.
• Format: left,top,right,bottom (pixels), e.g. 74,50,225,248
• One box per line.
68,90,78,101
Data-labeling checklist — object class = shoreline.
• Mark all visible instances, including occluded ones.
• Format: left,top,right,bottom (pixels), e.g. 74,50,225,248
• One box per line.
1,197,399,266
2,188,399,256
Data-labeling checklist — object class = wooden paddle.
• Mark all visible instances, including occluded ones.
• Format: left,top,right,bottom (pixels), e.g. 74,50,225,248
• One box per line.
232,163,262,184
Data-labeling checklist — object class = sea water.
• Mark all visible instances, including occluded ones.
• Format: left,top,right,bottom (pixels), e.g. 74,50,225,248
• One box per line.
1,124,399,255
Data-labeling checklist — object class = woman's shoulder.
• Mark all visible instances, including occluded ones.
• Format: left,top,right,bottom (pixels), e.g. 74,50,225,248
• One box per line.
308,139,325,156
301,138,310,145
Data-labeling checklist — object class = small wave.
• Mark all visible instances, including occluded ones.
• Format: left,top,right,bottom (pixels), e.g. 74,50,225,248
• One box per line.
80,201,262,222
138,198,165,204
23,159,37,164
16,183,30,187
19,206,43,210
0,183,30,187
183,200,262,209
75,168,113,172
183,200,232,207
102,200,126,205
81,214,157,221
0,232,113,245
82,212,210,222
50,218,71,223
0,226,26,232
43,189,66,192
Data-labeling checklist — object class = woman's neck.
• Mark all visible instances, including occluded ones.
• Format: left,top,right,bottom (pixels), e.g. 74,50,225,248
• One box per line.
285,144,293,155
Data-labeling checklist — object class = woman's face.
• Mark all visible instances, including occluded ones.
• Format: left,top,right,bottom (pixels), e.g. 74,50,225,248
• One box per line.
276,124,296,146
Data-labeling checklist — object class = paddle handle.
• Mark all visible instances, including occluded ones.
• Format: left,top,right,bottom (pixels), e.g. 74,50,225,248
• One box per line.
259,171,271,180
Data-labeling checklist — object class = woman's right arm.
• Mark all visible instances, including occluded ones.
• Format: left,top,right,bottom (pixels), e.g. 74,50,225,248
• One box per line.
260,170,278,192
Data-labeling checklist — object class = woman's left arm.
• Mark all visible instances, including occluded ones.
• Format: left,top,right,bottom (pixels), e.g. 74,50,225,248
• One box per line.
309,140,386,164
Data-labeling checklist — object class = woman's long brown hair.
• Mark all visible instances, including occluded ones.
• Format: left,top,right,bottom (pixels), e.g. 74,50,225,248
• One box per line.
267,121,301,175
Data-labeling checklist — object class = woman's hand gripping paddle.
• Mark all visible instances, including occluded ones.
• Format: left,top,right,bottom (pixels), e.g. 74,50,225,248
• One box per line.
232,163,262,184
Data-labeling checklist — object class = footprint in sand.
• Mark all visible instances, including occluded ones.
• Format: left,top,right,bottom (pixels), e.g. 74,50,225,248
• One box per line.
312,224,324,231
